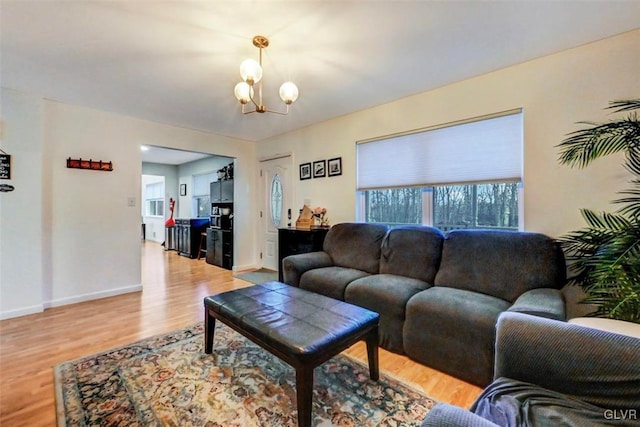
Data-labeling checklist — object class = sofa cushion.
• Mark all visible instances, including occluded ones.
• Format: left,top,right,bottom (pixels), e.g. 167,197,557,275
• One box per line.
300,266,370,301
404,287,510,386
323,223,388,274
434,229,566,302
345,274,431,353
379,225,444,283
347,274,430,318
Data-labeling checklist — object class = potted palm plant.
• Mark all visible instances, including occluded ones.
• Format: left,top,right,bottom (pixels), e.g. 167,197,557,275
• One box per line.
557,99,640,323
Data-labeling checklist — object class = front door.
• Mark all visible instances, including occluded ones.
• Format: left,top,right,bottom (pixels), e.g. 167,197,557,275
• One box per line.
260,155,293,271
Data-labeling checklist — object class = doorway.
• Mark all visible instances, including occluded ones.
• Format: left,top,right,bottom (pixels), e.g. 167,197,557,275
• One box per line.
141,175,165,243
260,155,293,271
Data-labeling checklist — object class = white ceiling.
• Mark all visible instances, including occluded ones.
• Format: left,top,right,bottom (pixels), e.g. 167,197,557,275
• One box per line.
2,1,639,143
140,145,215,165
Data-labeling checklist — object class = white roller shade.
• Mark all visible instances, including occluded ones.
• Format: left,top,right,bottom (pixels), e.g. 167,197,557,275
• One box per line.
193,172,216,196
145,182,163,199
357,111,523,190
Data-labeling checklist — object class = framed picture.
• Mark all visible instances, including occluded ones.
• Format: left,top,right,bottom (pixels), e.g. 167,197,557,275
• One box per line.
328,157,342,177
313,160,326,178
299,163,312,180
180,183,187,196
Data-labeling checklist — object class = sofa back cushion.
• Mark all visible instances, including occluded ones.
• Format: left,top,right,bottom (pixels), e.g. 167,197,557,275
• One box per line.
380,226,444,283
323,223,389,274
434,229,566,302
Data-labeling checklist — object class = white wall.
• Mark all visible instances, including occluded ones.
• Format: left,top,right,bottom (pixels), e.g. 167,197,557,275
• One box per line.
0,89,45,318
0,95,256,319
256,30,640,240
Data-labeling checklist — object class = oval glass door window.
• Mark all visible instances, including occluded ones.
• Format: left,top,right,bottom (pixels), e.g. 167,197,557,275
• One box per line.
270,174,283,226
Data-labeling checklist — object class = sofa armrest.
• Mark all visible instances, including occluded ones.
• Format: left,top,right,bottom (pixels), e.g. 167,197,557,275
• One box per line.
282,252,333,287
507,288,565,320
494,312,640,409
421,403,499,427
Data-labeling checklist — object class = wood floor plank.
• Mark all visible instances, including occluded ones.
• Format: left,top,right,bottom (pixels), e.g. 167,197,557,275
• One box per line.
0,241,481,426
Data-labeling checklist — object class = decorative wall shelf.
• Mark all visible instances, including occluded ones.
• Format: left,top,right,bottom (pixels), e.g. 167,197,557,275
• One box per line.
66,157,113,171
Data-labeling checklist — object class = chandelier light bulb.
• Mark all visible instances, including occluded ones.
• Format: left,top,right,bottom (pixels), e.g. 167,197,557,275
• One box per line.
234,82,253,104
279,82,299,104
234,36,298,115
239,59,262,84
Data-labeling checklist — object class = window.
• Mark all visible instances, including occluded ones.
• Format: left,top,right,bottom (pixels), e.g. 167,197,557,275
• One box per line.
145,181,164,217
270,174,283,226
192,172,217,218
433,182,518,231
357,110,523,231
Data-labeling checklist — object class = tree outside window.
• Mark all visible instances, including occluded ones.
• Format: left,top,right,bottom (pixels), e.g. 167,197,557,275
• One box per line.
363,182,519,231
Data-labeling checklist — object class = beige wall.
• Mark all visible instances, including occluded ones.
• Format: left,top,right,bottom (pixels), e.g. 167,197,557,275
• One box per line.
0,89,45,317
256,29,639,239
1,94,256,318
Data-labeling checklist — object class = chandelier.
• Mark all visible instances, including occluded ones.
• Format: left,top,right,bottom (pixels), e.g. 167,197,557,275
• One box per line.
234,35,299,115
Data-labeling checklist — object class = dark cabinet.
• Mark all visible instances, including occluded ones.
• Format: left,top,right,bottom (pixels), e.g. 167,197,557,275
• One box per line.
221,180,233,202
175,218,210,259
278,227,329,281
210,179,233,202
210,181,220,202
207,228,233,270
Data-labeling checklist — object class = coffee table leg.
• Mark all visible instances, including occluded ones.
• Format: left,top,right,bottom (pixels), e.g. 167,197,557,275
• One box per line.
204,310,216,354
366,329,379,381
295,365,314,427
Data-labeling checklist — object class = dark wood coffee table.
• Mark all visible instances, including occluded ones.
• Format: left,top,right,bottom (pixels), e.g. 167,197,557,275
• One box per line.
204,281,380,427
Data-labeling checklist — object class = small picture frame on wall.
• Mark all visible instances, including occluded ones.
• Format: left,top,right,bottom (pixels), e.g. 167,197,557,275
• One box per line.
300,163,312,180
180,183,187,196
313,160,326,178
328,157,342,177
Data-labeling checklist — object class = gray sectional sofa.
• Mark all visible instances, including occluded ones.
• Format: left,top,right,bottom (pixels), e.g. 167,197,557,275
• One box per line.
282,222,567,386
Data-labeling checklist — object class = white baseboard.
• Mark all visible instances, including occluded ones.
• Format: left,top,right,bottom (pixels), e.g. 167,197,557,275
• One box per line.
0,304,45,320
232,263,259,272
44,284,143,309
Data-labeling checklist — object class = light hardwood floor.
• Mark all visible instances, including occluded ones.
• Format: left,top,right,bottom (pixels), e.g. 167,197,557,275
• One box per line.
0,241,482,426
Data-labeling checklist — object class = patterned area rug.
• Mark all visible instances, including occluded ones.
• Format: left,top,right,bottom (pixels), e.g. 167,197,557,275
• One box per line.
234,268,279,285
54,323,436,426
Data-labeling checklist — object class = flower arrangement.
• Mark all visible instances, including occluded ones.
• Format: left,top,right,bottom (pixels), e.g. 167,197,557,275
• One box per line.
313,207,329,227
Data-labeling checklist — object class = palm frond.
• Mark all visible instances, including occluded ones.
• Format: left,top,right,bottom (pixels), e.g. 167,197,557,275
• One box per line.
625,148,640,176
557,119,640,168
580,209,631,230
614,187,640,218
608,99,640,113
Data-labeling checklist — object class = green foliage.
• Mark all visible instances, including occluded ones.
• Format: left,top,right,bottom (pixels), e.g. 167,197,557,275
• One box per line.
557,100,640,323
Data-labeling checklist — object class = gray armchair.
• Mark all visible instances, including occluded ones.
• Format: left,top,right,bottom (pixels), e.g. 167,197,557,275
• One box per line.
422,312,640,426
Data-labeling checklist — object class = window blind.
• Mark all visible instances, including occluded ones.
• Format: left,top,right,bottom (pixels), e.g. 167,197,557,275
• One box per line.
357,110,523,190
193,172,216,196
145,182,163,200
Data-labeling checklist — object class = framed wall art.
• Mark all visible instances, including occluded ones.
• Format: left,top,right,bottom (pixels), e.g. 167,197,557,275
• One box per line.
313,160,326,178
328,157,342,177
299,162,311,180
180,183,187,196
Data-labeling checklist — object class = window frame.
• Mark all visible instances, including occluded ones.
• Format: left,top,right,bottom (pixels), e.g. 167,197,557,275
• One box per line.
144,181,165,218
357,183,523,230
355,110,524,231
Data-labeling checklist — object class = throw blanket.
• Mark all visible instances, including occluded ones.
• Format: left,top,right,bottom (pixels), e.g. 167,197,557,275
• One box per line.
472,377,634,426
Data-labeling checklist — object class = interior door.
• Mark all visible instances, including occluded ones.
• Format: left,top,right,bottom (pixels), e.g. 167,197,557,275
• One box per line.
261,155,293,271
